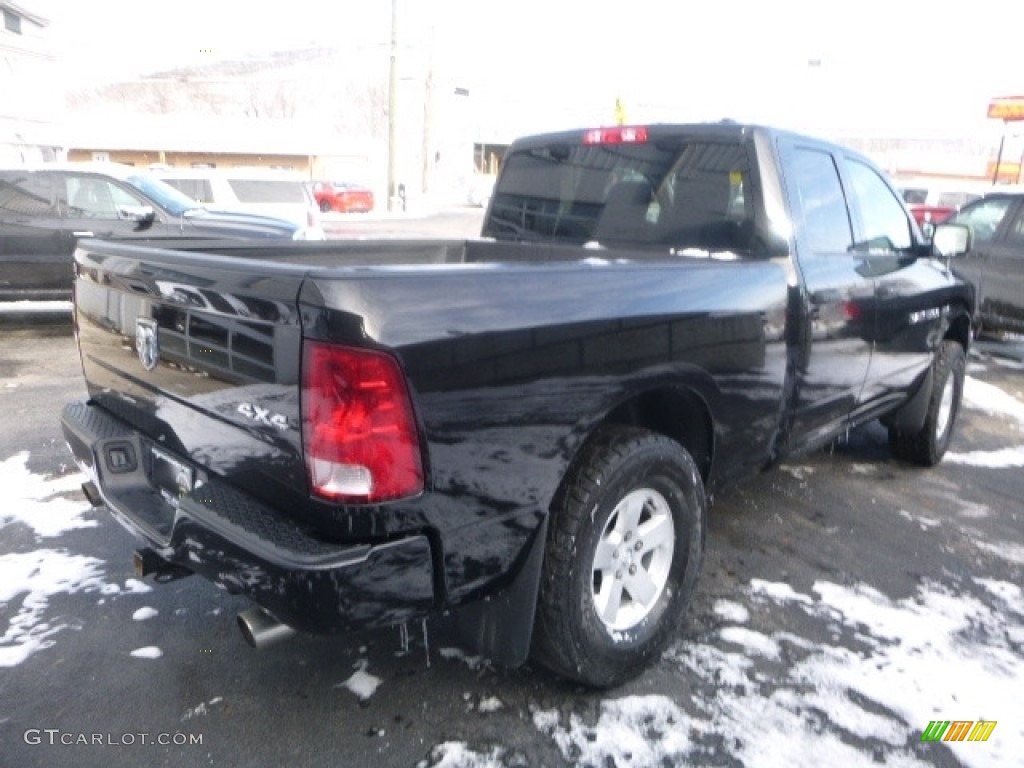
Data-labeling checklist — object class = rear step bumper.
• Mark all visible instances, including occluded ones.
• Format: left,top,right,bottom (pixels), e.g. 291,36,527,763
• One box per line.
60,400,437,636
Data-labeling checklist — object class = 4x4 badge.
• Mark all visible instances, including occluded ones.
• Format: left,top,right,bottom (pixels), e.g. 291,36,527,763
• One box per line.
135,318,160,371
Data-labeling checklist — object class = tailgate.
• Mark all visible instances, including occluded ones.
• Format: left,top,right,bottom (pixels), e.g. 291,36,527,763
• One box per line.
72,239,311,505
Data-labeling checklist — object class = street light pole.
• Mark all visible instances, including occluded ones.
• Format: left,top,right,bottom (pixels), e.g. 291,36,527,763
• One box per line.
387,0,399,211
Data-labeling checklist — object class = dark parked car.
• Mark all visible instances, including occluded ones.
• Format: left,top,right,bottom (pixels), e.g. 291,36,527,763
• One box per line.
311,180,374,213
0,163,306,301
945,191,1024,334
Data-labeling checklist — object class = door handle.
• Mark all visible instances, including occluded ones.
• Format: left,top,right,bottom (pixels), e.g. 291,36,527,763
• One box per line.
72,231,95,238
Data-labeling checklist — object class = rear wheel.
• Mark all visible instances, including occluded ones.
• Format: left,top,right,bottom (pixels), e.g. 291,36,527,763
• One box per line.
888,340,965,466
531,426,706,687
319,200,332,213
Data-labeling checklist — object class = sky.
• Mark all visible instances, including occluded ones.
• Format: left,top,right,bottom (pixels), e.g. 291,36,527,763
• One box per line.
31,0,1024,139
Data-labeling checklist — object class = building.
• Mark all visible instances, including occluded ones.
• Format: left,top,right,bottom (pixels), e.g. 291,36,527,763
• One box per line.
0,1,62,163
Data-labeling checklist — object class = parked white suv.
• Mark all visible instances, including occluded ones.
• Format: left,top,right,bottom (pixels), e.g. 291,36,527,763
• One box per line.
154,167,325,240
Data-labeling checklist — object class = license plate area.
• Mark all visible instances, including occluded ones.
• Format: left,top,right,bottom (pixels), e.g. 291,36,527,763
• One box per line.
149,445,195,507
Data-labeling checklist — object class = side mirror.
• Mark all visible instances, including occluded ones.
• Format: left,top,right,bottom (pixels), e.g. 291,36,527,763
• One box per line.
931,223,971,259
118,205,156,225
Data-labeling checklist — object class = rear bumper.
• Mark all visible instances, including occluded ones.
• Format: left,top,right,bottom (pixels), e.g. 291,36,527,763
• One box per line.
60,400,437,635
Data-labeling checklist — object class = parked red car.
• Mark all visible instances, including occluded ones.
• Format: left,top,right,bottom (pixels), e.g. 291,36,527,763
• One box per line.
897,184,985,230
312,181,374,213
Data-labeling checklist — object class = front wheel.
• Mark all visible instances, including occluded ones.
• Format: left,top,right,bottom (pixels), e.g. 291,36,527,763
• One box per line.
531,426,706,687
319,200,333,213
888,340,966,466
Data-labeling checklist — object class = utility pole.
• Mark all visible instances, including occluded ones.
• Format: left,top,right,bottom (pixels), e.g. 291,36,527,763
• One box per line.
387,0,399,212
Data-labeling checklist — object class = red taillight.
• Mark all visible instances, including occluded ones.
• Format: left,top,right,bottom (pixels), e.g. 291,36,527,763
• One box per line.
582,126,649,145
301,342,423,504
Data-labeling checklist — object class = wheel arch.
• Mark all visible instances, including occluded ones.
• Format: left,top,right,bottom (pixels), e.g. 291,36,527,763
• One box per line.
600,385,715,485
945,303,972,352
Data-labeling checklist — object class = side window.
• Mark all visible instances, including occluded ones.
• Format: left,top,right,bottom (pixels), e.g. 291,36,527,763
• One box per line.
65,176,145,219
950,198,1014,244
788,148,854,255
845,159,912,252
107,182,145,209
1005,205,1024,247
0,172,58,218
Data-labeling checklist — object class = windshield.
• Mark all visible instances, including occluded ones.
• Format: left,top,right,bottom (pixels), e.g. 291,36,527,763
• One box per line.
483,136,757,253
125,174,204,216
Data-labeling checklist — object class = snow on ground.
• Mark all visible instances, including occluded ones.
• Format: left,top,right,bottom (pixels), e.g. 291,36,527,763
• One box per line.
946,376,1024,466
659,577,1024,768
1,452,92,538
433,574,1022,768
0,549,107,667
946,445,1024,467
336,660,382,701
962,376,1024,425
132,606,159,621
181,696,223,722
0,453,151,666
534,696,691,767
130,646,163,659
417,742,509,768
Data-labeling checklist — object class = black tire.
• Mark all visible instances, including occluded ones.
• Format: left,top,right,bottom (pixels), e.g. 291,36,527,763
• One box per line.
888,340,965,466
531,426,706,687
319,200,332,213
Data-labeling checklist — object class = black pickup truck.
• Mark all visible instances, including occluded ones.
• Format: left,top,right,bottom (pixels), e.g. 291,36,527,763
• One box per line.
61,123,974,687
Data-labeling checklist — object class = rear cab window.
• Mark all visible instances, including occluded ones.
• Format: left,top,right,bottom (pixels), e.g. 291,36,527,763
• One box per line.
0,171,58,218
484,127,762,256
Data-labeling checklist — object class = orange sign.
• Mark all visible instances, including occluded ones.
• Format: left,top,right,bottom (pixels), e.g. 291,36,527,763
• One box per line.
987,96,1024,121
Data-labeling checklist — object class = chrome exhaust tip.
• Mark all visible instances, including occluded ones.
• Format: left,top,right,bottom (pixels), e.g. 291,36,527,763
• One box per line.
237,607,295,649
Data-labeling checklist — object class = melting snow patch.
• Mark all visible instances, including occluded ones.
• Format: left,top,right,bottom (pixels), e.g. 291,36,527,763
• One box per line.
973,540,1024,567
0,452,93,538
132,606,158,621
712,599,750,624
666,577,1024,767
719,626,781,660
963,377,1024,424
780,465,814,481
945,445,1024,468
417,742,509,768
957,501,991,519
130,646,163,659
897,509,940,530
337,660,381,701
0,549,108,667
439,647,490,672
477,696,503,714
534,695,690,768
181,697,223,722
749,579,814,605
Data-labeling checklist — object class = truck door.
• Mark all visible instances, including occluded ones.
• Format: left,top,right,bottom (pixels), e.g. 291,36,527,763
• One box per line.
0,170,68,299
778,139,874,451
839,155,947,414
